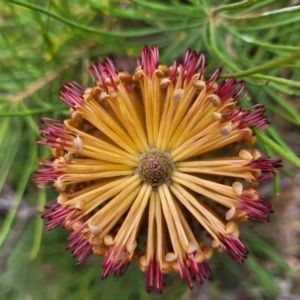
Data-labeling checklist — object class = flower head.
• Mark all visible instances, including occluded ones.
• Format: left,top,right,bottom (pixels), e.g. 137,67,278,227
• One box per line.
35,46,281,293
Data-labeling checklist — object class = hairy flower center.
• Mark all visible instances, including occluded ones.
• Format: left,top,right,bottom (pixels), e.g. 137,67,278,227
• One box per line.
138,149,174,187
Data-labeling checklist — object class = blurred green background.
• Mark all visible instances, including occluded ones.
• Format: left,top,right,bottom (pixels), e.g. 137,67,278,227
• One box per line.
1,0,300,299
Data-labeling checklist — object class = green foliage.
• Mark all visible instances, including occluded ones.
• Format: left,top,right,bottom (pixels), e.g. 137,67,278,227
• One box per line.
0,0,299,299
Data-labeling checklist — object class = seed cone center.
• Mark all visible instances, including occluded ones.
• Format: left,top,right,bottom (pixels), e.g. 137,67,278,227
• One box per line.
138,150,174,187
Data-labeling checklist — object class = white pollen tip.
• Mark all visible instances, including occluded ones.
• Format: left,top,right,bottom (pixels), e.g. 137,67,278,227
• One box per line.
211,95,221,107
99,91,109,101
204,247,213,260
64,152,74,164
134,69,143,80
211,112,222,121
252,149,262,160
239,149,253,160
172,88,183,102
139,255,148,268
88,223,102,236
126,241,137,253
75,200,86,210
159,78,171,89
225,221,237,233
53,178,66,192
226,207,236,221
195,252,205,263
211,239,220,248
74,135,83,152
57,193,68,204
221,123,232,136
186,241,199,253
193,80,205,90
232,182,243,196
109,90,118,98
165,252,178,262
104,235,114,246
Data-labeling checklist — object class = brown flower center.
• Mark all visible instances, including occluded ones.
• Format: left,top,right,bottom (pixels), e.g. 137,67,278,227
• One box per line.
138,149,174,187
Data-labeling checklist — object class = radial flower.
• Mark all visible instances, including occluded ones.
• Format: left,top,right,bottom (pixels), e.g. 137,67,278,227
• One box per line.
35,46,281,293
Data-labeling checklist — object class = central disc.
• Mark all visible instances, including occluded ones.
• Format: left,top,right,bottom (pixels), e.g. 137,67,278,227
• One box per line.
138,150,174,187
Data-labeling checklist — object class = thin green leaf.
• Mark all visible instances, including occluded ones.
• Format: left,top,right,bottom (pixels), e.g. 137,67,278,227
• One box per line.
0,105,66,117
245,256,279,295
7,0,202,38
212,0,257,15
255,129,300,169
